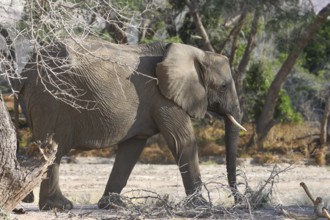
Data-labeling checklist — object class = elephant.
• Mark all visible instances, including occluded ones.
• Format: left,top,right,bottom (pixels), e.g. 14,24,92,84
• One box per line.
13,39,245,210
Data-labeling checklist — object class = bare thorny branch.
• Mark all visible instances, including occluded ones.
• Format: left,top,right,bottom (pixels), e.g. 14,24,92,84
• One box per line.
231,164,295,213
92,165,297,219
0,0,158,111
100,189,229,219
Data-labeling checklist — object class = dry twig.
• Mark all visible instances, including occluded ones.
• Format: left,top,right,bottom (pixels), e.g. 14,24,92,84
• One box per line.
238,164,294,210
96,165,295,219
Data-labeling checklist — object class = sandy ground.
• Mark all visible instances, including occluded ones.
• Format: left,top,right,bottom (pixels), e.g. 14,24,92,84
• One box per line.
8,157,330,220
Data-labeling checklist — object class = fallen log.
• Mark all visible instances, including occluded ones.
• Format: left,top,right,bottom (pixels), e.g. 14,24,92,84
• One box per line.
0,94,57,211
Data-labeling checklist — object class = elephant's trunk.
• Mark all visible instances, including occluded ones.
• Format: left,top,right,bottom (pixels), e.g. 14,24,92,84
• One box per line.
224,110,242,203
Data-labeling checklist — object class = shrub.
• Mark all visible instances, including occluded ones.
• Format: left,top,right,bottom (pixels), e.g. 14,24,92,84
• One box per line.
245,61,302,123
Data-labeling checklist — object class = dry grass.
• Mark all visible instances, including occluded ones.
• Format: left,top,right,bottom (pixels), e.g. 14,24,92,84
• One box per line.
238,122,327,165
253,123,325,165
140,144,174,164
266,123,319,151
253,153,281,164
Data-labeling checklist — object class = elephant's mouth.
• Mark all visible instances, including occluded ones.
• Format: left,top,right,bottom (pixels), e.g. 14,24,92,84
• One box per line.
206,111,246,131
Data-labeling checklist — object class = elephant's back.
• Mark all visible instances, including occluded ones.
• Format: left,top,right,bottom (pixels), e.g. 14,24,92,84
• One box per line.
20,39,165,148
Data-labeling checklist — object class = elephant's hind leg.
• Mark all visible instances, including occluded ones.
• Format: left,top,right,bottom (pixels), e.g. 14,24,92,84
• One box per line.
39,157,73,210
98,138,146,209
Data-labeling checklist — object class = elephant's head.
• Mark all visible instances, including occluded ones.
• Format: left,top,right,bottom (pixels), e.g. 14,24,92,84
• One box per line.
156,43,245,198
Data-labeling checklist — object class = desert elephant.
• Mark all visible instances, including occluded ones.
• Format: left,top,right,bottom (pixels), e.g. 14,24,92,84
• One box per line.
13,39,245,210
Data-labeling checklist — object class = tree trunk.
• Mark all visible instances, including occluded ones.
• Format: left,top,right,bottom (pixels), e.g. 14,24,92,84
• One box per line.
185,0,214,52
255,3,330,150
320,98,330,146
0,94,57,211
235,7,260,108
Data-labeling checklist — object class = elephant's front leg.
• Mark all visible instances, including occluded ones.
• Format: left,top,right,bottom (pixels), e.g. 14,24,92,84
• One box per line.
98,138,146,209
39,157,73,210
154,106,208,207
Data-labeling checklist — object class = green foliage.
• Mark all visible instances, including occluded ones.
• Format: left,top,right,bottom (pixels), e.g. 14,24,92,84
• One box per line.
0,85,10,93
233,42,247,67
275,90,302,123
303,20,330,75
246,62,272,92
199,0,226,27
265,1,314,55
245,61,302,123
98,31,114,42
245,61,272,121
112,0,141,10
140,36,182,44
173,0,244,48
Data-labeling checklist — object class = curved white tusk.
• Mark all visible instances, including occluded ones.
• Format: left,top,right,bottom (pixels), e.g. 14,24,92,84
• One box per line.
226,114,247,131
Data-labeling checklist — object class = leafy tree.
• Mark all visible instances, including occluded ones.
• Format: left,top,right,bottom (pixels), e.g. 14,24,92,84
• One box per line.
245,61,302,123
255,3,330,150
303,20,330,75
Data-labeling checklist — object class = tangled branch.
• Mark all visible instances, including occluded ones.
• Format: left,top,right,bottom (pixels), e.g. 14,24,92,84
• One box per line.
94,165,294,219
0,0,159,111
235,164,295,211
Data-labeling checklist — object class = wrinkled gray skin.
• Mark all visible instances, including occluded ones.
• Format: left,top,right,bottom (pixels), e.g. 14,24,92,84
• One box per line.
15,39,242,210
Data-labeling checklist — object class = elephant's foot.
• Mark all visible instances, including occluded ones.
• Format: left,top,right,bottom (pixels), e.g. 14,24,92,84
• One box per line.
39,194,73,210
98,193,126,209
183,194,211,209
22,191,34,203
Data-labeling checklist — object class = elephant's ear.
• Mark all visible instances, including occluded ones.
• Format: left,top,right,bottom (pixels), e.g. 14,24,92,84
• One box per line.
156,43,207,119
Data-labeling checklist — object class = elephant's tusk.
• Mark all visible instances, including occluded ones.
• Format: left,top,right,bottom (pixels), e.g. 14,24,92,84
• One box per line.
226,114,247,131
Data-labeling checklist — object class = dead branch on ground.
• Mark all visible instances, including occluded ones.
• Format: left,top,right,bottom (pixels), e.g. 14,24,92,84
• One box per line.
280,182,330,220
95,165,293,219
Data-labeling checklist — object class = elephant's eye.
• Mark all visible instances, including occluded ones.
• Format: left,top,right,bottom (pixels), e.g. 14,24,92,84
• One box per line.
220,84,227,92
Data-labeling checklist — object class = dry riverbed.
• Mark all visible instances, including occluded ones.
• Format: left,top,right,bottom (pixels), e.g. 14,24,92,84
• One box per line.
8,157,330,220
